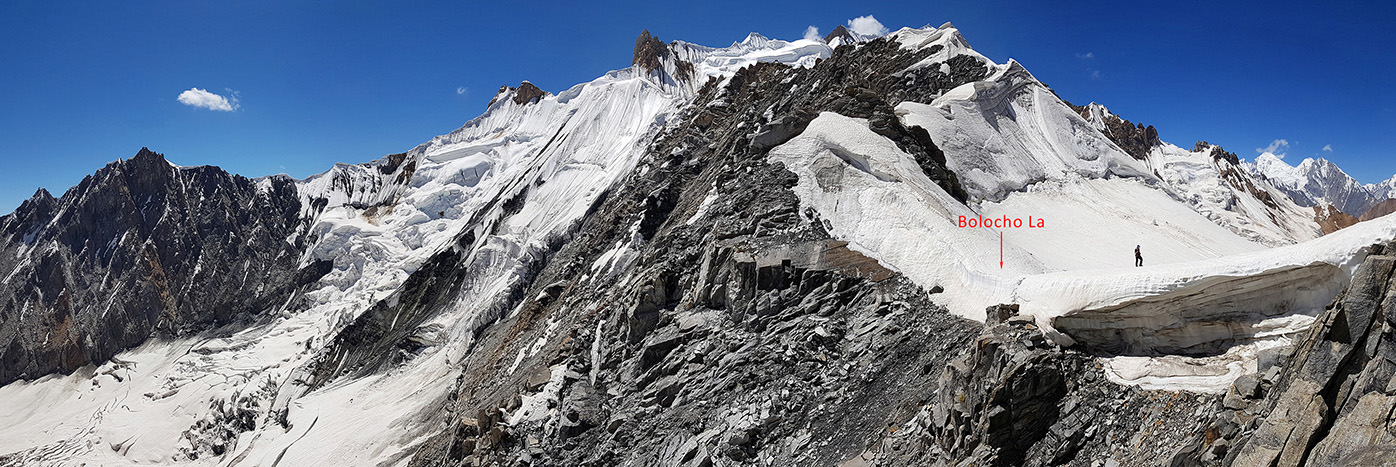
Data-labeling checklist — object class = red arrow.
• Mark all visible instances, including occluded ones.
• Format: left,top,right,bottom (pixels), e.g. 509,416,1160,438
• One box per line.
999,231,1004,269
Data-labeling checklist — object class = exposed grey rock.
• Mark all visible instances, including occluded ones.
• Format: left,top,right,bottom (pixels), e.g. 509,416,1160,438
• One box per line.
0,148,318,386
400,35,993,467
1068,104,1160,161
1227,251,1396,466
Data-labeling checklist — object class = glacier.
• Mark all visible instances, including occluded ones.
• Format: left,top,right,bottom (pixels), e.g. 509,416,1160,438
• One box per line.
3,19,1396,466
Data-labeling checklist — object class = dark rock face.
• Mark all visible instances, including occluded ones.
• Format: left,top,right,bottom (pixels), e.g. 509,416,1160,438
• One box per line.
901,307,1219,467
512,81,547,106
1220,161,1284,210
931,311,1068,465
0,148,315,386
1197,248,1396,466
487,82,550,108
1070,104,1160,160
633,29,669,73
632,30,695,83
399,36,991,467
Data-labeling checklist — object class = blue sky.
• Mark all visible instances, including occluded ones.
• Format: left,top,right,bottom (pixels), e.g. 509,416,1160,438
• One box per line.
1,1,1393,213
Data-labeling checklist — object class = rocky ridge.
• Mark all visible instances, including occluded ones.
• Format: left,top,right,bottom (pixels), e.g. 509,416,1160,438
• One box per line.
0,148,323,386
1071,102,1160,160
373,32,995,466
3,23,1396,467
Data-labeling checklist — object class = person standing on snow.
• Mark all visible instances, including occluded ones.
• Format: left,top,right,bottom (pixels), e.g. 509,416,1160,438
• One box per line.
1135,245,1143,267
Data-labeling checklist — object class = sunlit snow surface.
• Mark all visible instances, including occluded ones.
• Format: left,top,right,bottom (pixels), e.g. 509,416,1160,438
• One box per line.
0,33,835,465
767,24,1396,393
4,22,1394,465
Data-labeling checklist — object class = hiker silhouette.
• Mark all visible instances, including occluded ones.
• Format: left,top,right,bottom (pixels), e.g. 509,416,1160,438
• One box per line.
1135,245,1143,267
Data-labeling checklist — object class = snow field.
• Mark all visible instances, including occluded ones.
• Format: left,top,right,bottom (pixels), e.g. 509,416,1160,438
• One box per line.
0,30,846,465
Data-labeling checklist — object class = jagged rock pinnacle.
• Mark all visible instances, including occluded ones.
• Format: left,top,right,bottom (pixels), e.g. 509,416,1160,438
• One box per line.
633,29,669,73
513,81,547,106
132,147,165,163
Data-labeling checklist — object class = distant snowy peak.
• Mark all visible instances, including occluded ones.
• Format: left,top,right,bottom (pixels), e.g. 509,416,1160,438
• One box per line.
821,24,882,47
1365,175,1396,201
823,25,857,45
1244,153,1378,216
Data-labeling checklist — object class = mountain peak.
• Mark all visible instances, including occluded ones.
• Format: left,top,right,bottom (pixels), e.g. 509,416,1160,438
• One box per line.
823,25,854,44
512,81,547,106
741,32,769,45
127,147,172,171
633,29,669,73
134,146,163,161
16,187,57,215
1247,151,1378,215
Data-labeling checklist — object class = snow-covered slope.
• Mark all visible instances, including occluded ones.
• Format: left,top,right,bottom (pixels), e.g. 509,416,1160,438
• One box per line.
5,19,1396,466
0,31,837,466
1144,142,1321,246
1018,214,1396,391
897,66,1150,202
771,111,1267,320
766,23,1386,390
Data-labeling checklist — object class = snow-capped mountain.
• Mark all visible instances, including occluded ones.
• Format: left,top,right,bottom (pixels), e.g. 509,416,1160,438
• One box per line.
4,20,1396,467
1245,152,1382,216
1365,173,1396,203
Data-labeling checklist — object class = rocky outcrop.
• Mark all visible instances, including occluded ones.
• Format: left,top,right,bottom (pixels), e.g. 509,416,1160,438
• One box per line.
0,148,319,386
631,30,695,84
882,305,1222,467
398,35,993,467
1071,104,1160,160
633,29,667,72
1313,204,1358,234
512,81,547,105
1208,142,1283,211
1220,246,1396,466
1137,243,1396,466
487,81,551,108
1198,141,1240,166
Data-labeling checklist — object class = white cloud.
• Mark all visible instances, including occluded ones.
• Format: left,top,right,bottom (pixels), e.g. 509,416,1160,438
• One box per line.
1257,139,1290,157
177,87,239,111
1322,144,1333,152
1089,69,1103,80
456,86,469,95
1076,52,1095,59
847,15,888,37
803,25,821,41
